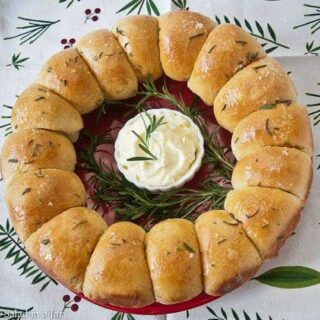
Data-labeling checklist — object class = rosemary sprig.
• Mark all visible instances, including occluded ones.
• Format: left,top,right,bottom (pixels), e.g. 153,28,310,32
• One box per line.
127,111,167,161
136,75,234,179
79,134,230,226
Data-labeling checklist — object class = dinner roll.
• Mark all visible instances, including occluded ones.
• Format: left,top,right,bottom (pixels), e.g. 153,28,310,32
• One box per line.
83,222,154,307
5,169,86,241
231,102,313,160
195,210,262,296
188,24,266,105
145,218,202,304
214,57,297,132
77,29,138,100
225,187,302,260
1,129,76,181
11,84,83,142
158,10,215,81
37,48,104,114
25,207,107,292
232,146,312,202
113,15,162,82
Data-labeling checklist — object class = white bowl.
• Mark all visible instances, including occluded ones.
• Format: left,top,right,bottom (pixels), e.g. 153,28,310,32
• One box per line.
114,108,205,192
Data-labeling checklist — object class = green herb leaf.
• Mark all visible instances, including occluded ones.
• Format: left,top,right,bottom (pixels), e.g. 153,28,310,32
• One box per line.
127,156,154,161
254,266,320,288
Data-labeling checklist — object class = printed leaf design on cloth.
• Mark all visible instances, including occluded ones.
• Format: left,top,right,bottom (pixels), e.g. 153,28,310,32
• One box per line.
254,266,320,288
4,17,60,45
111,312,135,320
215,16,289,53
0,104,13,137
0,305,33,320
116,0,160,16
172,0,188,9
306,82,320,126
0,219,58,292
6,52,29,70
305,41,320,56
294,4,320,35
206,306,275,320
58,0,80,8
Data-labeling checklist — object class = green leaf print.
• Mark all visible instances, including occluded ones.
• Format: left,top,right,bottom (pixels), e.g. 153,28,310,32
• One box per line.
0,219,58,292
4,17,60,45
172,0,187,9
58,0,80,8
294,4,320,35
215,16,289,53
254,266,320,288
111,312,135,320
206,306,276,320
306,83,320,126
116,0,160,16
305,41,320,56
6,52,29,70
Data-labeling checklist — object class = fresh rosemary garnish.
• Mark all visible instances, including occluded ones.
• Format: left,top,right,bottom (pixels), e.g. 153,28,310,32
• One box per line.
79,134,230,226
135,75,234,179
78,76,234,227
127,111,167,162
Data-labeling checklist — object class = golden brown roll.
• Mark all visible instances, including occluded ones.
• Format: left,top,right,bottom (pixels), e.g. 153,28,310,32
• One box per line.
225,187,302,260
188,24,266,105
77,29,138,100
145,218,202,304
11,84,83,142
5,169,86,241
232,146,313,202
83,222,154,307
1,129,76,181
37,48,104,114
195,210,262,296
25,207,107,292
113,15,163,82
158,10,215,81
231,102,313,160
214,57,297,132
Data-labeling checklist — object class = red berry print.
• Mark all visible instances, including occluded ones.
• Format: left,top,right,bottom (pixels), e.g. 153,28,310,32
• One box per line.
61,294,81,314
60,38,76,49
71,304,79,312
84,8,101,23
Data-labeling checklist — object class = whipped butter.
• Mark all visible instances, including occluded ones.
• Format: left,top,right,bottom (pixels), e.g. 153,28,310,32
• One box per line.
114,109,204,191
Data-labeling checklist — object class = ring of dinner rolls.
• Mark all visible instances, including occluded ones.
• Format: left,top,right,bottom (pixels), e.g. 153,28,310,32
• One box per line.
2,10,313,308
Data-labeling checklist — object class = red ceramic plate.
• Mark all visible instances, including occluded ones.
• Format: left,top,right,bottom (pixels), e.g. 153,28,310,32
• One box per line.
77,292,219,315
74,77,230,315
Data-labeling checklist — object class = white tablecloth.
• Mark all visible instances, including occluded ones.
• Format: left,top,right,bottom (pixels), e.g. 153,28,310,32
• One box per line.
0,0,319,319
